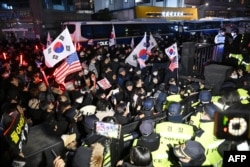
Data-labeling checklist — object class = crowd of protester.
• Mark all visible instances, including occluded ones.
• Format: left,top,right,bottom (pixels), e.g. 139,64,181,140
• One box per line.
0,28,250,167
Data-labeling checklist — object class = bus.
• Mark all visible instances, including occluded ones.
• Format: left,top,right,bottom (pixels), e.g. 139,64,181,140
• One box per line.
63,18,250,46
63,20,181,46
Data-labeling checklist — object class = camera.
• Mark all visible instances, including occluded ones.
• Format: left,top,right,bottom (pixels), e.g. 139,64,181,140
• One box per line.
214,111,250,141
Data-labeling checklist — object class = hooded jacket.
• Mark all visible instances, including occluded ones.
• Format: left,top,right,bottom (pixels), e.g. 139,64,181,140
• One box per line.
72,142,104,167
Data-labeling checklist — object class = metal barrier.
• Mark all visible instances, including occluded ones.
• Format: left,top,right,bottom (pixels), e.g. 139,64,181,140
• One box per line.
192,43,221,76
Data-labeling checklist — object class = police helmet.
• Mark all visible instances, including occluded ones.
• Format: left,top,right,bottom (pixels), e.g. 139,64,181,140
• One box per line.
199,90,212,103
143,98,154,111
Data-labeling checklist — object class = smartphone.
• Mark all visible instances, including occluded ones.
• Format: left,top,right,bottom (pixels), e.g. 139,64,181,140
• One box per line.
51,149,57,158
94,121,121,139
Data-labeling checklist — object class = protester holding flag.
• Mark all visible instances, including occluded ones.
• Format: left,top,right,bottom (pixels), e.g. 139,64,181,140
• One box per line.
125,32,148,69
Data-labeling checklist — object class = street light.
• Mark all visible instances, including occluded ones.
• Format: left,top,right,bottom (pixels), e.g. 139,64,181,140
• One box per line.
197,3,209,9
197,3,209,19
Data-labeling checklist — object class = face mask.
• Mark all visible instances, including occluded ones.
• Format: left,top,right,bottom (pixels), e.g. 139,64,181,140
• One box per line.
84,69,89,75
153,71,158,76
136,71,141,75
231,74,238,79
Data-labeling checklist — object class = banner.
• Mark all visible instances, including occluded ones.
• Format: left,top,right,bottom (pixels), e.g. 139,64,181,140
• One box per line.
43,28,76,68
97,77,112,90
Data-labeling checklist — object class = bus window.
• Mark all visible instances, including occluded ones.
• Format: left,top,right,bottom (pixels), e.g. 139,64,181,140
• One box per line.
147,24,161,34
129,24,144,36
92,24,110,38
115,24,128,37
81,25,92,38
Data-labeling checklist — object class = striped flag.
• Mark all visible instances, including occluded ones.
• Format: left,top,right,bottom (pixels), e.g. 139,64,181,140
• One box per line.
165,43,179,72
109,25,116,47
53,52,82,84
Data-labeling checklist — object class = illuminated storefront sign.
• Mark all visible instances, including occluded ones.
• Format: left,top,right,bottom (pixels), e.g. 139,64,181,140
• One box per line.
136,6,198,20
162,11,183,17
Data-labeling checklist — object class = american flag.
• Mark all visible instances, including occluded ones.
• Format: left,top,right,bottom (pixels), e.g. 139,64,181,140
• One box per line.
169,55,178,72
54,52,82,84
165,43,179,72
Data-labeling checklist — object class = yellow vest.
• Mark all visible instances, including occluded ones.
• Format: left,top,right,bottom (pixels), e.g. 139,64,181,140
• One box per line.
133,137,173,167
164,94,182,110
229,53,243,65
237,88,250,104
195,121,224,167
155,122,194,145
189,112,201,128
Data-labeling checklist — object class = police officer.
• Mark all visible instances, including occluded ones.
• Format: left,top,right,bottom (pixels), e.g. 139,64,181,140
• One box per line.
189,90,212,128
137,97,158,119
154,120,194,167
194,103,224,167
133,119,160,152
228,28,243,68
173,140,206,167
163,85,182,111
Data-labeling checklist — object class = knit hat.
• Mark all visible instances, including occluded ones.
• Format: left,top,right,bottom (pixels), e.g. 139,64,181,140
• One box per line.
61,133,76,147
72,143,104,167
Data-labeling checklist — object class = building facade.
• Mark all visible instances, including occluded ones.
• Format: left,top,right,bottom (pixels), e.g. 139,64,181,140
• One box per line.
1,0,250,39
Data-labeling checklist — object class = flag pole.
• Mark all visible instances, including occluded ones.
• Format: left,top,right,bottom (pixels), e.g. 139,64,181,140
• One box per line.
39,65,50,87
